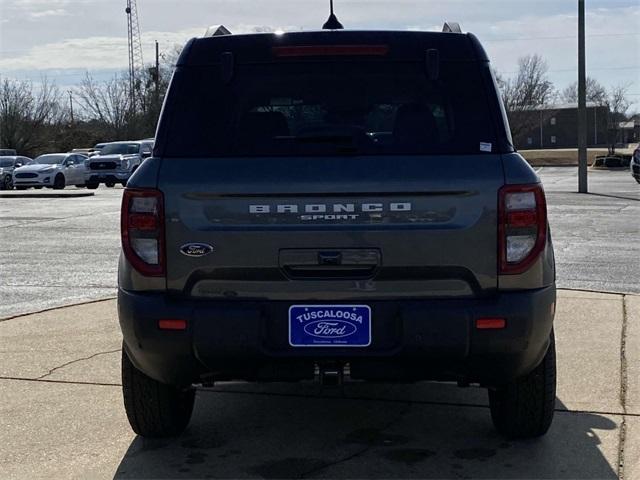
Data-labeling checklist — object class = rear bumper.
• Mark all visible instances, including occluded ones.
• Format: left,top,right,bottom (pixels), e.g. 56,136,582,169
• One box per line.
119,286,556,387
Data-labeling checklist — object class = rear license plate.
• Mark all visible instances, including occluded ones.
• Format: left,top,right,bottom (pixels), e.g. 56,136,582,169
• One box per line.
289,305,371,347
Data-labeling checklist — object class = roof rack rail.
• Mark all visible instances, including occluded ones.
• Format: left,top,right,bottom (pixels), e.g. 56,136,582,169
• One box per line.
442,22,462,33
203,25,232,37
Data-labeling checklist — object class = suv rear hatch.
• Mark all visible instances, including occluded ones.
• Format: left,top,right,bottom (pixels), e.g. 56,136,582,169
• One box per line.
155,32,506,300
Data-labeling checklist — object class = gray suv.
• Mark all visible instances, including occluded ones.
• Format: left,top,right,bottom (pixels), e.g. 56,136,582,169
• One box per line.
118,27,556,440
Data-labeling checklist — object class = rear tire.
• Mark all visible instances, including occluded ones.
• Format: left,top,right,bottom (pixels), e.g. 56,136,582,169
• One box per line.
86,182,99,190
106,182,115,188
488,331,556,439
53,174,65,190
121,346,195,438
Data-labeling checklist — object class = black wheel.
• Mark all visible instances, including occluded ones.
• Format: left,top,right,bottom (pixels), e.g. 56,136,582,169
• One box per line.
106,182,115,188
53,174,65,190
488,331,556,439
15,186,27,190
34,186,43,189
122,346,195,438
86,182,99,190
1,175,12,190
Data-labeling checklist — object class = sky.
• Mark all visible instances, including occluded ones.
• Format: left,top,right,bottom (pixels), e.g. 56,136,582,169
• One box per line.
0,0,639,111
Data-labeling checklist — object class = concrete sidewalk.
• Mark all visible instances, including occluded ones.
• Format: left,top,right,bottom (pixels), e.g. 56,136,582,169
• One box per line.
0,290,638,479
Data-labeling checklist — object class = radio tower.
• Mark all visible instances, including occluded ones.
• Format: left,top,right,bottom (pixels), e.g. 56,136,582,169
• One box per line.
126,0,144,109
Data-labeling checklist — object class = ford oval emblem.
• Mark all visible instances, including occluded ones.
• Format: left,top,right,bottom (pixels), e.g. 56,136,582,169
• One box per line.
180,243,213,257
303,320,358,339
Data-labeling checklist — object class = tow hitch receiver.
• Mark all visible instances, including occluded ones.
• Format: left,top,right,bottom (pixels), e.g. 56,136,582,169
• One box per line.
317,363,345,386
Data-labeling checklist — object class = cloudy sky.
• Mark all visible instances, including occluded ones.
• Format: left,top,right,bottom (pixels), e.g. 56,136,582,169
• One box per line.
0,0,639,109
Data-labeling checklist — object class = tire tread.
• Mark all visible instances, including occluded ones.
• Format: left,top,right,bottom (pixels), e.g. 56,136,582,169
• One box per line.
489,332,556,439
121,347,194,438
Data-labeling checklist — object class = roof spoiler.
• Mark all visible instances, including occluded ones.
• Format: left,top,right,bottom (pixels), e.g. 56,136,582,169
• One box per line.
203,25,232,37
442,22,462,33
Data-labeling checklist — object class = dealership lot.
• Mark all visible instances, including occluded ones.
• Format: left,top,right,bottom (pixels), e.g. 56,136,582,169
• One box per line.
0,167,638,319
0,167,639,478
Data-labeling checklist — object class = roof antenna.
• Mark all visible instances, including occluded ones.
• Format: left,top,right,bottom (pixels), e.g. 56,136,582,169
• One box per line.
322,0,344,30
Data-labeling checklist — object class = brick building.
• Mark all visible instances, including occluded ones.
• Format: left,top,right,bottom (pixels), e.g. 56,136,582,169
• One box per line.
515,102,610,150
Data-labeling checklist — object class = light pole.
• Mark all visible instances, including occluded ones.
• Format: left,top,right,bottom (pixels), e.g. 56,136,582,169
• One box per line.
578,0,588,193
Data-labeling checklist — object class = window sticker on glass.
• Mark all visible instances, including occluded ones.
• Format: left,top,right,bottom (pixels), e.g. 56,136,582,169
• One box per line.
480,142,492,152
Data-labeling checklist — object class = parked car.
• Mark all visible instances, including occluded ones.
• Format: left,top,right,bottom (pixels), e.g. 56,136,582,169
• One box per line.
119,25,556,440
13,153,88,190
632,146,640,184
85,140,154,188
0,156,33,190
0,148,17,156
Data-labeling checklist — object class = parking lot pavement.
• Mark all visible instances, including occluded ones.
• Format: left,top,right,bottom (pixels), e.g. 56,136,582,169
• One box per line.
0,186,122,318
539,167,640,295
0,290,638,479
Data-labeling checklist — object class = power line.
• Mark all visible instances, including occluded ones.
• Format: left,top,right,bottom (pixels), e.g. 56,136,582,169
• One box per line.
499,65,640,75
485,32,640,42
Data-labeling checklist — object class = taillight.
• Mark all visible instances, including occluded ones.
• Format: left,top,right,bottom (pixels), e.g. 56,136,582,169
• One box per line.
498,184,547,275
121,188,165,276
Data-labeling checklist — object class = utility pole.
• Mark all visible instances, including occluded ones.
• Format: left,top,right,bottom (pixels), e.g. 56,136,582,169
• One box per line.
68,90,74,124
578,0,588,193
155,40,160,105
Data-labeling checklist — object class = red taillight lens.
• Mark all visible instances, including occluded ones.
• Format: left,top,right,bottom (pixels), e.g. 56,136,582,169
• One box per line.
498,184,547,275
476,318,507,330
121,188,165,277
272,45,390,57
158,319,187,331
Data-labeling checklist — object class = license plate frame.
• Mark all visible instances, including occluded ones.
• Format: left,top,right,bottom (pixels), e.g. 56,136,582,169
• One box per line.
288,305,372,347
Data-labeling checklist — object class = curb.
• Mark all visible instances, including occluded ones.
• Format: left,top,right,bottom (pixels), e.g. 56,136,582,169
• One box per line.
590,166,630,171
0,296,116,322
0,192,95,198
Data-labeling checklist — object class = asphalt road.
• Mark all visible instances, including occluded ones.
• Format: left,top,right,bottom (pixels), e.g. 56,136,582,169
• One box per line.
0,167,638,318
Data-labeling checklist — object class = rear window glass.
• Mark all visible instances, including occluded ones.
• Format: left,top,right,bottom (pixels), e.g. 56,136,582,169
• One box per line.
161,61,497,157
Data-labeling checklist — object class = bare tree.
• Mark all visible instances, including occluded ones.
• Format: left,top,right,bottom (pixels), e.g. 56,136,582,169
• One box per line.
607,83,632,150
0,78,64,155
561,77,608,106
76,72,132,140
496,54,557,146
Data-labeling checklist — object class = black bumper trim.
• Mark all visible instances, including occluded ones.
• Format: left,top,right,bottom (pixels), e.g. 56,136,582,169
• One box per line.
119,286,556,387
